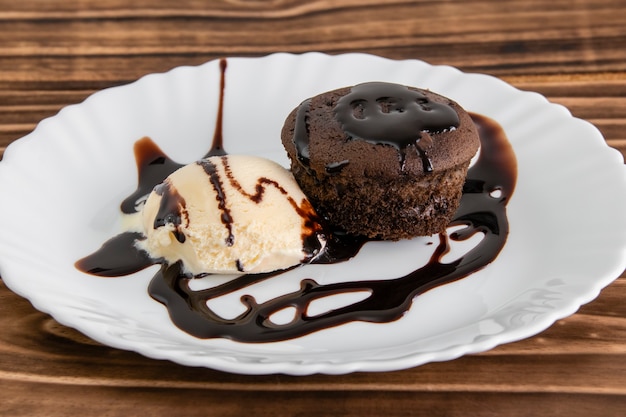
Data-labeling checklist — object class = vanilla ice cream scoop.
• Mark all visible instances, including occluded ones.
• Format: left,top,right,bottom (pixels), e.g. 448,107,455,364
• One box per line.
138,155,326,275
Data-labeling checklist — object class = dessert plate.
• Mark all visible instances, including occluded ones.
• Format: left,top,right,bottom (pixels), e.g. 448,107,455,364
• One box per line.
0,53,624,375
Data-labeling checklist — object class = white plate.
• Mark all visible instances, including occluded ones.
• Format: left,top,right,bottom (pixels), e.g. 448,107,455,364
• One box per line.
0,52,624,375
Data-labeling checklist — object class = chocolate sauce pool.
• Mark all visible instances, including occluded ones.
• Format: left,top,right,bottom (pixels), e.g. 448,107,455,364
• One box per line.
76,60,517,343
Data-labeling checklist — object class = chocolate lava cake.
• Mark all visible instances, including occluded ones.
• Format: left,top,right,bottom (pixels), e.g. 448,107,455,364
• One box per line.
280,82,480,240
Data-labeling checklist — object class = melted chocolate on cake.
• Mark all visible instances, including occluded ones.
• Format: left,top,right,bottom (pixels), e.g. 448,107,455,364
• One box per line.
293,82,461,173
76,60,517,343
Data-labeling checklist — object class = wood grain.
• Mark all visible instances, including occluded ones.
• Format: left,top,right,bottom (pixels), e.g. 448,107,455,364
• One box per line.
1,0,625,415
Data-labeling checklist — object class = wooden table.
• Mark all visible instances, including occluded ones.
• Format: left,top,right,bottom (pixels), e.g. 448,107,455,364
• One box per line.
1,1,625,415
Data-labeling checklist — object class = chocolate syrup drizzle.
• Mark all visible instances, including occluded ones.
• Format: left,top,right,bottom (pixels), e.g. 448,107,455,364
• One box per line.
76,61,517,343
152,181,188,244
120,60,228,215
197,158,236,247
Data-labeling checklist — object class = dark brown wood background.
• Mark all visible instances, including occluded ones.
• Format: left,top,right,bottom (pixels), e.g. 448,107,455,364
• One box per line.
1,1,625,415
